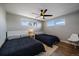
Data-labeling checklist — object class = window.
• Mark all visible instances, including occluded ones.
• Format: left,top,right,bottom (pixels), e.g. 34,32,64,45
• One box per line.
21,18,30,27
55,18,65,25
47,20,55,26
36,22,42,29
47,18,65,27
21,18,42,30
21,22,29,26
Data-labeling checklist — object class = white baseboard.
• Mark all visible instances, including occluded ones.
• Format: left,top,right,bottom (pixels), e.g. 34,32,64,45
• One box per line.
61,40,79,46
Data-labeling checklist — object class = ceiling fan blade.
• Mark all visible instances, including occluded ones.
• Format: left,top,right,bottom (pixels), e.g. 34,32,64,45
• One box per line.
44,15,53,16
44,9,47,13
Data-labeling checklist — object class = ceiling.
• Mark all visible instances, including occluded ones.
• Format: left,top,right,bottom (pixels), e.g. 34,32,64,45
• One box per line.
2,3,79,20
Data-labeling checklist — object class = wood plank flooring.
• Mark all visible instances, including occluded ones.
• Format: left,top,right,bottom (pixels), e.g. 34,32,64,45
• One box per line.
55,42,79,56
37,44,58,56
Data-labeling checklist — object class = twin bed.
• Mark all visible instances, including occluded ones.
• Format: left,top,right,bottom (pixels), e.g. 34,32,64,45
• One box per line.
0,32,60,56
35,34,60,47
0,37,45,56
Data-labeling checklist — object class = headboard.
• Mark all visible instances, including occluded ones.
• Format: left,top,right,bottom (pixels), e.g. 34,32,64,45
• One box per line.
7,30,44,40
7,31,28,40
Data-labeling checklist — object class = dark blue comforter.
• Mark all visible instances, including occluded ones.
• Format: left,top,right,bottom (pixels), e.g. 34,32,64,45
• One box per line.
0,37,45,56
35,34,60,47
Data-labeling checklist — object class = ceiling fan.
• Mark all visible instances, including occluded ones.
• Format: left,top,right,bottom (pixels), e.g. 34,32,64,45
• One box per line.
32,9,53,19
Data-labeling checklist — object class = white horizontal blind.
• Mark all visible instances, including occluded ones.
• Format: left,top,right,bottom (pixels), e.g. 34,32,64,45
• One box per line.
47,18,65,27
21,18,42,30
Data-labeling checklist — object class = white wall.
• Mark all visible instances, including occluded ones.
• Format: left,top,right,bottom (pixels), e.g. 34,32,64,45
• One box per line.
0,6,6,47
6,13,43,38
6,13,42,31
43,11,79,41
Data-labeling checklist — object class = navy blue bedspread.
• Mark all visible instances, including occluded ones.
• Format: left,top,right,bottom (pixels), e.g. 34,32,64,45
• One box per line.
0,37,45,56
35,34,60,47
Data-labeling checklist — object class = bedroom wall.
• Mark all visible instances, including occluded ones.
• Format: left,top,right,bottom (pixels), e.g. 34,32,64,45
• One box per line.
0,5,6,47
43,11,79,41
6,13,42,34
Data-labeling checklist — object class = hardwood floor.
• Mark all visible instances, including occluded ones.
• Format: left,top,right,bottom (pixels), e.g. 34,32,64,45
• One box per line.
37,44,58,56
37,42,79,56
55,42,79,56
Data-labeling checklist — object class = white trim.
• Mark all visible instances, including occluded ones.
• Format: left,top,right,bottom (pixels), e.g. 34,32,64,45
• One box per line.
61,40,79,46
